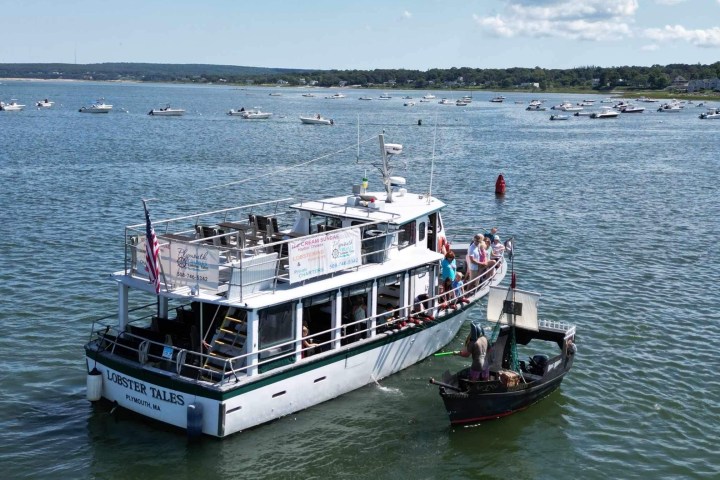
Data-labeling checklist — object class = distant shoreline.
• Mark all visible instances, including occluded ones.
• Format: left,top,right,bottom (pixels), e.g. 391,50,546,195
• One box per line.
2,77,717,101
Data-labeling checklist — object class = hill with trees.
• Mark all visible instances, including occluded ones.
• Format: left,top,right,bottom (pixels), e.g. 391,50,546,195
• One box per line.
2,62,720,92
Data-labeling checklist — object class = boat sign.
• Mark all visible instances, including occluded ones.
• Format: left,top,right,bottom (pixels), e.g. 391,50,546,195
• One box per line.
288,229,362,283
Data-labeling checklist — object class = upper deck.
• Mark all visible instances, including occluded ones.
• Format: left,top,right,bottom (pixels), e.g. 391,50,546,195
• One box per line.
118,189,447,307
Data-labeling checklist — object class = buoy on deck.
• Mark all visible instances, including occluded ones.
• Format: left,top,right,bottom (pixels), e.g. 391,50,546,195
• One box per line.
187,402,204,440
495,174,506,195
86,367,102,402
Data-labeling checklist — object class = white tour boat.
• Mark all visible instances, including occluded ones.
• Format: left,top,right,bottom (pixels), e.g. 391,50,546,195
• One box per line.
1,99,26,111
83,134,508,438
148,105,186,116
36,99,54,108
299,114,334,125
79,99,113,113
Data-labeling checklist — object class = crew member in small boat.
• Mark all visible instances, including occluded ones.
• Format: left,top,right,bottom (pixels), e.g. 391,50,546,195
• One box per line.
456,322,490,381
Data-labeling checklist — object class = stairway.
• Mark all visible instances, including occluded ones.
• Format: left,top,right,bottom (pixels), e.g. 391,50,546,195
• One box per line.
203,314,247,377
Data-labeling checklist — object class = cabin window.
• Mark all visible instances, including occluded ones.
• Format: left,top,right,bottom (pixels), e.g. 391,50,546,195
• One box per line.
418,222,426,242
398,221,416,250
342,282,373,344
302,292,334,352
258,303,295,358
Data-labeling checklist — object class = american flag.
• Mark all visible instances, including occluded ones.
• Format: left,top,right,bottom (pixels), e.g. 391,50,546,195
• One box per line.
143,201,161,294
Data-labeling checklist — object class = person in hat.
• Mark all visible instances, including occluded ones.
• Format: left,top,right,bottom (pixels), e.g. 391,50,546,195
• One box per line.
491,235,505,260
456,322,490,381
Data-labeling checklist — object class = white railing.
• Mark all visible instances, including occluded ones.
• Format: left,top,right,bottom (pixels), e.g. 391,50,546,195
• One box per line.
88,256,505,385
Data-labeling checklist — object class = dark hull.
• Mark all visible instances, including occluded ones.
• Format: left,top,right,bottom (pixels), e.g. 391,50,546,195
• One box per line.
439,355,574,425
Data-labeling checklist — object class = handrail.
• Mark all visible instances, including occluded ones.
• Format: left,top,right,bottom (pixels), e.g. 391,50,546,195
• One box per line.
126,198,294,230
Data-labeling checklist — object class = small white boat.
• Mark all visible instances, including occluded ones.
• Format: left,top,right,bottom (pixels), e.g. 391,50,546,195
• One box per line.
590,107,619,119
438,99,452,105
549,114,569,121
240,109,272,119
699,111,720,119
573,111,593,116
148,105,185,116
490,96,504,103
79,99,112,113
1,100,26,111
422,93,436,100
269,92,282,96
359,96,373,101
300,114,333,125
619,105,645,114
657,104,681,112
456,99,469,106
325,93,346,99
301,93,316,97
526,104,547,111
403,96,413,100
36,99,54,108
404,101,415,107
378,93,392,100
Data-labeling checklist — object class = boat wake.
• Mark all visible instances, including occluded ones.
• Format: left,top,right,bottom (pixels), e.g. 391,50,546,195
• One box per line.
371,375,403,395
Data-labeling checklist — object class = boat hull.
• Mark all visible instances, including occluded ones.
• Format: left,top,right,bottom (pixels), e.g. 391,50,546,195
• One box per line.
300,116,332,125
86,305,480,437
149,110,185,116
438,355,574,425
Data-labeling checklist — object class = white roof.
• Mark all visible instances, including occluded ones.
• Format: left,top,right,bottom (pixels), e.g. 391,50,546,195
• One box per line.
292,189,446,225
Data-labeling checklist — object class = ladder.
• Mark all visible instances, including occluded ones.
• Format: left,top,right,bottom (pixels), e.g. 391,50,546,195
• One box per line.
202,314,247,377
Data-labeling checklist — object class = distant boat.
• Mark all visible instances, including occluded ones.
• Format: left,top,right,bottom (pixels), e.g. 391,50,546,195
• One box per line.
378,93,392,100
359,96,373,101
325,93,346,99
239,109,272,119
1,99,25,111
490,96,505,103
404,101,415,107
148,104,185,116
619,105,645,114
438,98,452,105
36,99,54,108
301,93,316,97
590,107,619,119
300,114,333,125
549,114,569,121
79,98,112,113
269,92,282,96
422,93,436,100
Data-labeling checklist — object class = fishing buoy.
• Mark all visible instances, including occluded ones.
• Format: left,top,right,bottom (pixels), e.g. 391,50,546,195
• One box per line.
187,402,204,440
495,174,506,195
418,119,422,126
86,367,102,402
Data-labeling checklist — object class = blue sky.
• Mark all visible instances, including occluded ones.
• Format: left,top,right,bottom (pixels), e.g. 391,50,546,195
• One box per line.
1,0,719,70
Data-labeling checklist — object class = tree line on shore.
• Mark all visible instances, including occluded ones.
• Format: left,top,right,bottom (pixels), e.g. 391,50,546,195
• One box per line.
2,62,720,91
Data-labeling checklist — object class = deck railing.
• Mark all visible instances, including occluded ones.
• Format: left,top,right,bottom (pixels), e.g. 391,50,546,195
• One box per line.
88,257,505,386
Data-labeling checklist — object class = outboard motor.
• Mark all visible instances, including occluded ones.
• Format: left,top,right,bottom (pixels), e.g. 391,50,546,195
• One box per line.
529,354,549,375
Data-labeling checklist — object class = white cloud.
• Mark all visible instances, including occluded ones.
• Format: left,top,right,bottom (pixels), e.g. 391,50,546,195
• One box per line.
473,0,637,41
644,25,720,47
641,44,659,51
654,0,687,5
401,10,412,20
